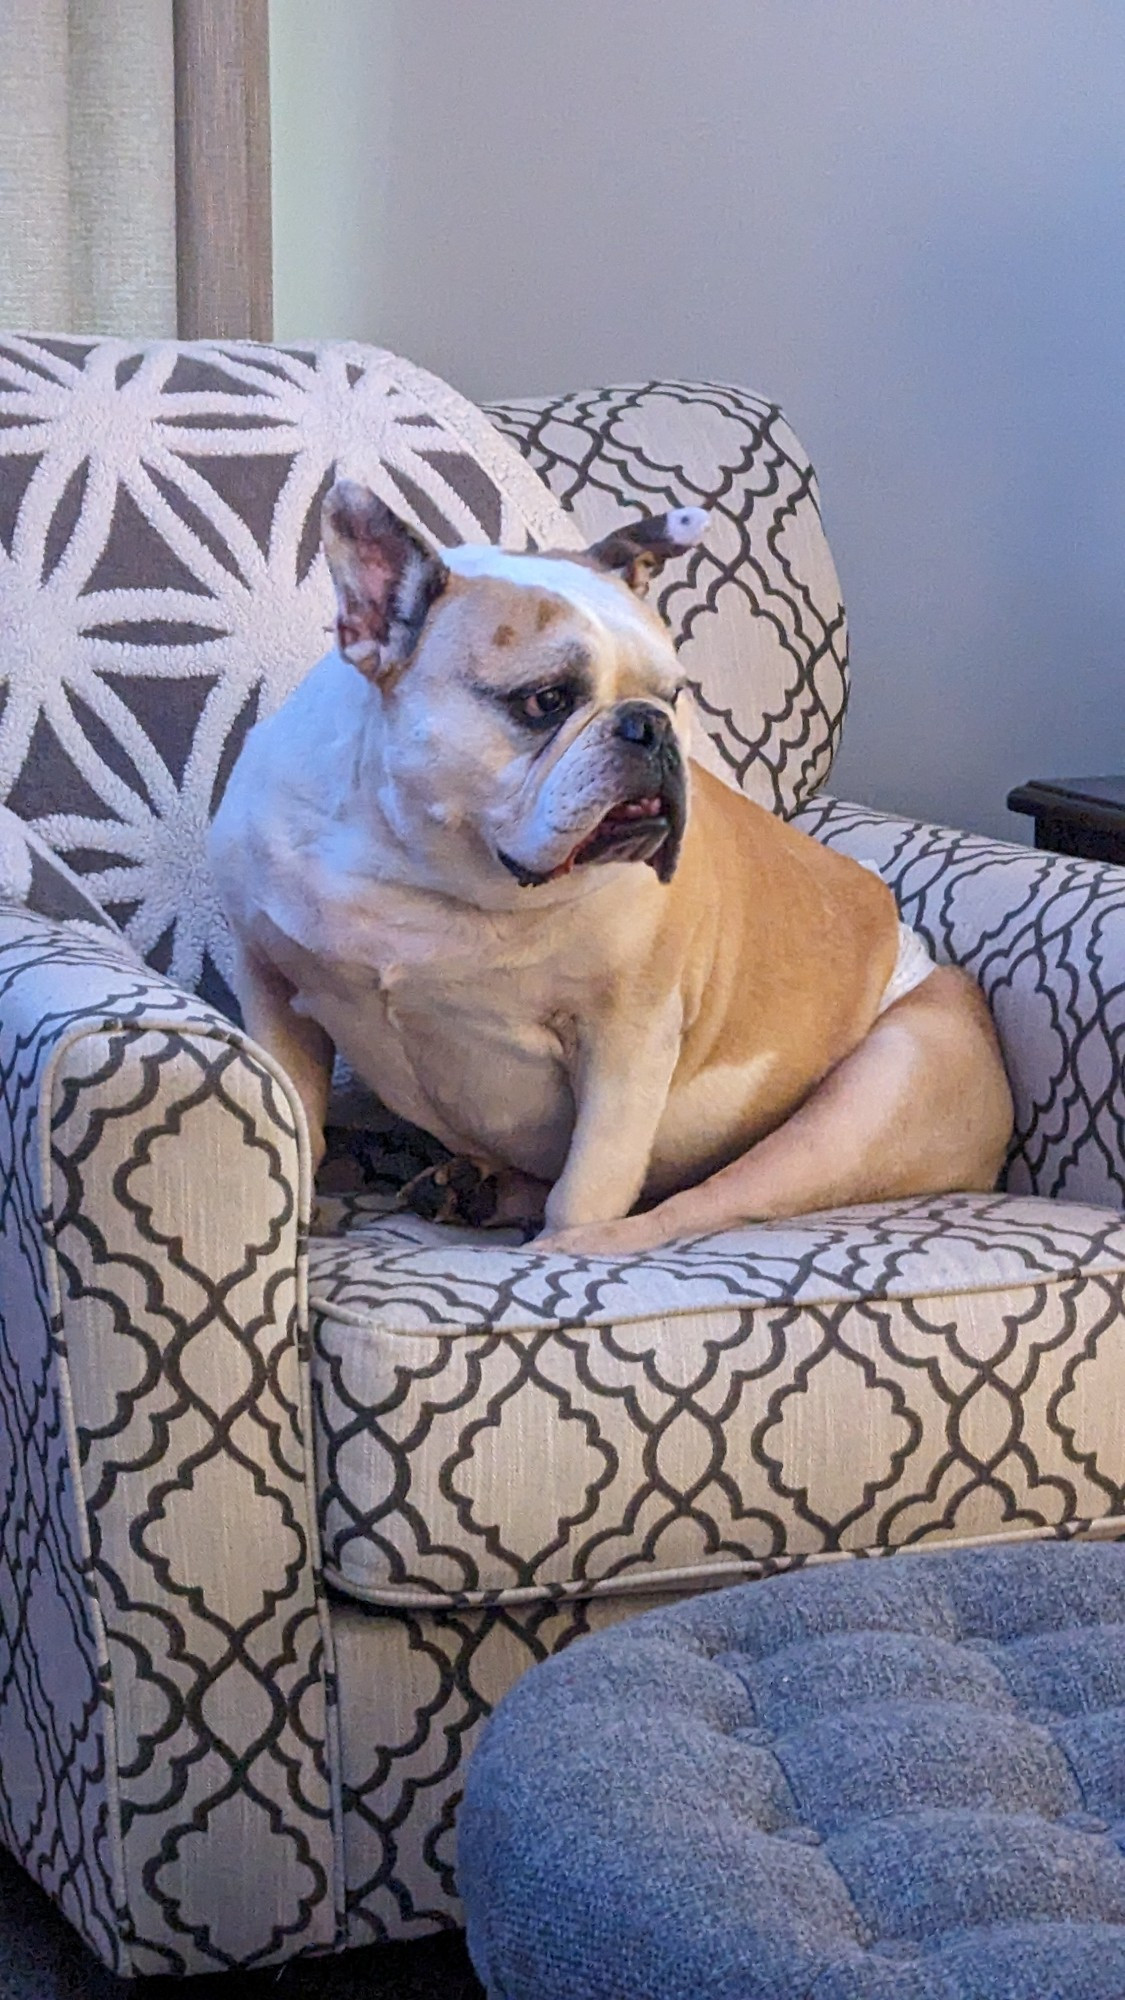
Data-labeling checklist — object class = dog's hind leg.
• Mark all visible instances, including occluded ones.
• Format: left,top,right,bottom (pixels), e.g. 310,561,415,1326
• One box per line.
537,967,1013,1257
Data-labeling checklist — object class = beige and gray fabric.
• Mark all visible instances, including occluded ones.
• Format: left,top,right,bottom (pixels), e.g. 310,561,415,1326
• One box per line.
794,795,1125,1209
486,380,848,816
310,1188,1125,1610
0,3,177,337
0,903,338,1976
0,335,1123,1974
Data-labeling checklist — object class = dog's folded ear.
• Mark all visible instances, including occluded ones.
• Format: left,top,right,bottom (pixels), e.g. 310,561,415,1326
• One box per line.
322,481,447,679
584,507,710,596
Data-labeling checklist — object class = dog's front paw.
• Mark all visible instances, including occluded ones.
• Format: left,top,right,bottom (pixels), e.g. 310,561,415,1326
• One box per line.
397,1160,549,1231
534,1215,660,1258
535,1197,706,1258
397,1158,499,1226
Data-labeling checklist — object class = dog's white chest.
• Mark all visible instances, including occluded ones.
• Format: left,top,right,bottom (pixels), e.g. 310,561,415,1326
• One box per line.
289,916,579,1177
209,647,662,1182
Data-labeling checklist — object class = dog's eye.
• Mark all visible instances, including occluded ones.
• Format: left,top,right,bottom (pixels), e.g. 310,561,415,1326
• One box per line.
515,684,575,727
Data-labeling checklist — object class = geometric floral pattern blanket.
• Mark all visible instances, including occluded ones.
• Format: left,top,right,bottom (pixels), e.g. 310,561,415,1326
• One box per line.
0,334,579,1004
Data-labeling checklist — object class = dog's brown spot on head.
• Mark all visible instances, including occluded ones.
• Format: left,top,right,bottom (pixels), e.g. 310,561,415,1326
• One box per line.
536,597,560,631
493,622,516,648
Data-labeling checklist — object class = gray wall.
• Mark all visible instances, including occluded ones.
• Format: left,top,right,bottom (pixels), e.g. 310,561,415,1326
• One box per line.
270,0,1125,839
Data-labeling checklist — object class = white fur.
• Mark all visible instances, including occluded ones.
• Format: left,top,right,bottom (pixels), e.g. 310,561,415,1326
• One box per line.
879,922,936,1013
397,544,431,620
445,545,656,636
210,523,727,1229
666,507,709,545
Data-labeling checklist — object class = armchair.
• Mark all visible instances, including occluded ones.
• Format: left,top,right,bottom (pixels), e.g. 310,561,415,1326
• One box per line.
1,336,1123,1978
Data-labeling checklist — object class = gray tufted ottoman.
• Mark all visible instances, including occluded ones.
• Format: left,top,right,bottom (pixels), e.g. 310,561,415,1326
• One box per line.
458,1542,1125,1999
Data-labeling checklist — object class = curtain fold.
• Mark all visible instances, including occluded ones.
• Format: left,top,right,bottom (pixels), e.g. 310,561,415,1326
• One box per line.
0,0,272,342
0,0,177,337
68,0,178,337
0,0,72,332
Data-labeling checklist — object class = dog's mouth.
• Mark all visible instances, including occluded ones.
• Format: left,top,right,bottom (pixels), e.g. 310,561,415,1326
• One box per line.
566,794,671,870
498,784,685,889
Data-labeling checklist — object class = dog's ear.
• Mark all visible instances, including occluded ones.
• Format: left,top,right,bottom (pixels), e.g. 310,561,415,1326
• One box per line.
584,507,709,596
322,480,447,679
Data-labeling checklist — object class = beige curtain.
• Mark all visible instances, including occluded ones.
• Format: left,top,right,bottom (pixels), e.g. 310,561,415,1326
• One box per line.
0,0,272,341
0,0,178,336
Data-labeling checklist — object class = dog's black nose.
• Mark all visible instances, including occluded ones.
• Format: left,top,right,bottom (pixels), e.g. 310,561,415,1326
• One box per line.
614,701,672,750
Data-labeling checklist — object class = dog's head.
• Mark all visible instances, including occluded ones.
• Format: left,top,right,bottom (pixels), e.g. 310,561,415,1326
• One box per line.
321,481,709,898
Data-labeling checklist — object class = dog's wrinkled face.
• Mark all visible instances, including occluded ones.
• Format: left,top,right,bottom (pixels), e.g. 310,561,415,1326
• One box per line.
321,482,709,899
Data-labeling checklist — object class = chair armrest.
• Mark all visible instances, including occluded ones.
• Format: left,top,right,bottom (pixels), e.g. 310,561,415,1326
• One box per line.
794,795,1125,1208
484,380,847,817
0,908,342,1975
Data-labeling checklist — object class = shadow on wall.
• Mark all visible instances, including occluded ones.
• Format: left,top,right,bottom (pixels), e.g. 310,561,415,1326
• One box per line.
830,161,1125,840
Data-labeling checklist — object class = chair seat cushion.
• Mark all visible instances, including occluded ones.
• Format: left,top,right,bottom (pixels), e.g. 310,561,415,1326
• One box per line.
458,1539,1125,2000
307,1191,1125,1609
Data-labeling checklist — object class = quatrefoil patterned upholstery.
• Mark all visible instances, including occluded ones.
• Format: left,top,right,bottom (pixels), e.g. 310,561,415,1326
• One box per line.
1,334,1124,1979
459,1542,1125,2000
308,1191,1125,1610
485,380,849,815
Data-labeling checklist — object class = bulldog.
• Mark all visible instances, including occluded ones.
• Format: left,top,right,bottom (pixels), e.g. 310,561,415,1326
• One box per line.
208,483,1012,1256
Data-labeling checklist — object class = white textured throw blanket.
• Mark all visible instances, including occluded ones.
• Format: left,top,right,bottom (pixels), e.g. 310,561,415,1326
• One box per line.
0,337,581,998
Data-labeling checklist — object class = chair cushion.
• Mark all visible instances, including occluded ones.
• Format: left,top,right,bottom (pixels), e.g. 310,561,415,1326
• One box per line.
457,1539,1125,2000
307,1190,1125,1609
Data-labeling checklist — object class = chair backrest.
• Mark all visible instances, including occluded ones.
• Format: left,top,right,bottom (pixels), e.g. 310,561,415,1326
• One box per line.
0,340,847,1004
486,380,849,821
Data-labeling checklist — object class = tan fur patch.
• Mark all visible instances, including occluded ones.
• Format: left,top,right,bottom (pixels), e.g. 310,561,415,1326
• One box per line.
493,622,516,648
536,598,560,631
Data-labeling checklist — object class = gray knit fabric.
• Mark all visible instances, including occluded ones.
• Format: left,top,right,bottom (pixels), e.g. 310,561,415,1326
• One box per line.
459,1542,1125,2000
